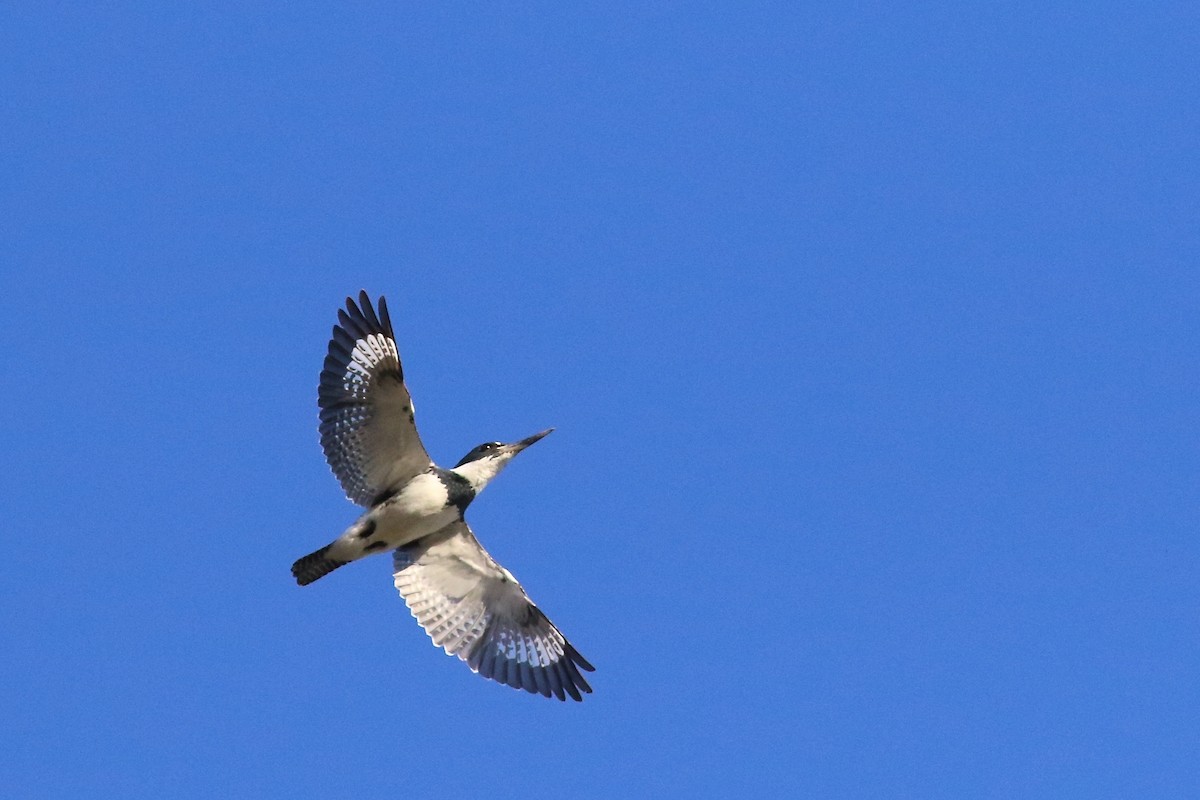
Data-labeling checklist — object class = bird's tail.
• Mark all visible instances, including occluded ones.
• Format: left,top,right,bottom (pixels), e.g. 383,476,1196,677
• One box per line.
292,544,348,586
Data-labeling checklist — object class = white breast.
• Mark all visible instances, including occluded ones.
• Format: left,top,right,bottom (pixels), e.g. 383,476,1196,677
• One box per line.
389,472,450,516
373,473,458,545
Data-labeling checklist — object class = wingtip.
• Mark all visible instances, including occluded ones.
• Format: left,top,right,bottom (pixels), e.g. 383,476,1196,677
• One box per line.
377,294,393,333
571,647,596,673
340,291,392,336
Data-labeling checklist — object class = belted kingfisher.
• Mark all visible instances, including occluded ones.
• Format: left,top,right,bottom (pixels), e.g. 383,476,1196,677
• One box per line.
292,291,594,701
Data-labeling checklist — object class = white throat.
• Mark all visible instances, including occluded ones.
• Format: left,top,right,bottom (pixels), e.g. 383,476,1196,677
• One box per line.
452,455,511,494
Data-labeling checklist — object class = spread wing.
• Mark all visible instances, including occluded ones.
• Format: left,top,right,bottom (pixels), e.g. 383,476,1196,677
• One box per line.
318,291,432,507
393,521,595,701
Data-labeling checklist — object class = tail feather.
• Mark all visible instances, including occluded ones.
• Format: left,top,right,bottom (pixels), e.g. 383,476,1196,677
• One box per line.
292,545,348,586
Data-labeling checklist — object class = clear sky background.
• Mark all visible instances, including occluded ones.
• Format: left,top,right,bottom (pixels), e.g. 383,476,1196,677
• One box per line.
2,3,1196,798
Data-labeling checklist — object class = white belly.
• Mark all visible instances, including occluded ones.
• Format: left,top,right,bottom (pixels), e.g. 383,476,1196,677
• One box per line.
329,473,458,561
374,499,459,545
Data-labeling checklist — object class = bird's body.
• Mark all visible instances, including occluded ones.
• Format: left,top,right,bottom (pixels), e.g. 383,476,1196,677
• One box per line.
292,291,593,701
294,469,468,582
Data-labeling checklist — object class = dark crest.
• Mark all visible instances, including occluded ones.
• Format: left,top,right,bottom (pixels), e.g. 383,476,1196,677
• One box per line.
455,442,503,468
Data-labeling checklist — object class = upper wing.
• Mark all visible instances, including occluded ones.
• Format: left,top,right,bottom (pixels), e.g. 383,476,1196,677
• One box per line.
393,521,595,701
318,291,432,507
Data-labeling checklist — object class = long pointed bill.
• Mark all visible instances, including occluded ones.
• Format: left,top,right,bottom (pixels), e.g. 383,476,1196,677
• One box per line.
509,428,554,454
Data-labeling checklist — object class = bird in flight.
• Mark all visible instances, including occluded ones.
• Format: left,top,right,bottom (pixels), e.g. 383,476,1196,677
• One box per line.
292,291,594,701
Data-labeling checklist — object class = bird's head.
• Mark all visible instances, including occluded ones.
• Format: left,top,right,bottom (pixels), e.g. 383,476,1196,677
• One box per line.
452,428,554,493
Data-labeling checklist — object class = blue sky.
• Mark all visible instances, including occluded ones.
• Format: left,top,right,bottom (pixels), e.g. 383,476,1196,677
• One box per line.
2,3,1197,797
